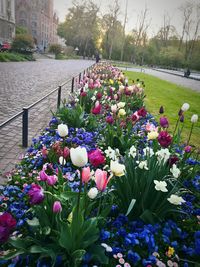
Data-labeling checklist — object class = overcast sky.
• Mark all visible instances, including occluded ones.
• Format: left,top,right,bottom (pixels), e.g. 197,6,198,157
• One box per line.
54,0,200,36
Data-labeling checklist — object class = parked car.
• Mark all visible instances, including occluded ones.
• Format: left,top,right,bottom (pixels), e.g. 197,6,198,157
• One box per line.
0,42,11,52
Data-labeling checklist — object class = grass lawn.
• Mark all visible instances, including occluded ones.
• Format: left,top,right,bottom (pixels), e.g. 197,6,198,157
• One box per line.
125,71,200,149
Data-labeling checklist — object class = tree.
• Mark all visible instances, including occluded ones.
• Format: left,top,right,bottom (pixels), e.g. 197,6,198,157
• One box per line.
16,26,28,35
101,0,121,59
120,0,128,61
57,0,100,57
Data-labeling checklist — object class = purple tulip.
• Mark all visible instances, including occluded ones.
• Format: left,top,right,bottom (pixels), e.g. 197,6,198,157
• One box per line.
39,170,48,181
53,201,62,213
0,212,16,243
46,175,58,186
160,117,169,128
28,184,45,205
106,116,114,124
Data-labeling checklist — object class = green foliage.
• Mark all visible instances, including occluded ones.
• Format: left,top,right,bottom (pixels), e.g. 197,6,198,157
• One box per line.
159,46,184,67
12,34,34,53
0,52,34,62
16,26,28,34
56,104,85,128
49,44,62,56
112,153,183,223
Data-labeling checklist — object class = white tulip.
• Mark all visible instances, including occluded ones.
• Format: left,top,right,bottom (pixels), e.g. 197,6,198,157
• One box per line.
59,156,66,166
167,194,185,205
110,160,125,177
191,114,198,123
170,164,181,178
154,180,168,192
87,187,98,199
70,146,88,167
117,102,126,108
57,124,68,137
181,103,190,112
111,104,118,113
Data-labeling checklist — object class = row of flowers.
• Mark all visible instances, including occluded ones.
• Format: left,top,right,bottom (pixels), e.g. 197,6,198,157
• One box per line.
0,63,200,266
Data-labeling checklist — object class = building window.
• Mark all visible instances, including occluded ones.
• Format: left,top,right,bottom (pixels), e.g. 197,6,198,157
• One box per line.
19,10,27,19
32,13,37,20
19,19,27,27
32,21,37,28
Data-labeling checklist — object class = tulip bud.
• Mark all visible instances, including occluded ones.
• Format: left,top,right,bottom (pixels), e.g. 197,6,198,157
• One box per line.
57,124,68,137
106,116,114,124
53,201,62,213
87,187,98,199
160,117,169,128
59,156,66,166
184,145,192,153
82,166,91,183
191,114,198,123
178,109,183,116
180,115,184,122
159,106,164,114
181,103,190,112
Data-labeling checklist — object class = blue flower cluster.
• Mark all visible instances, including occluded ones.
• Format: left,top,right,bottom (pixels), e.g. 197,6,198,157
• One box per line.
0,185,33,228
100,210,200,266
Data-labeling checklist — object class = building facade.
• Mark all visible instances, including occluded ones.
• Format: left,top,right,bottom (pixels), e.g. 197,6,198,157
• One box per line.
15,0,59,50
0,0,15,43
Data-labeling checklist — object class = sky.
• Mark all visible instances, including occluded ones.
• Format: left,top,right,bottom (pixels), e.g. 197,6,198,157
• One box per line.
54,0,200,36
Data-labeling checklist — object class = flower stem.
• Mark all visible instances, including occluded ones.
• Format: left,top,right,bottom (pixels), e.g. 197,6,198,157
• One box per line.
97,192,103,217
187,123,194,145
76,169,83,216
173,116,180,137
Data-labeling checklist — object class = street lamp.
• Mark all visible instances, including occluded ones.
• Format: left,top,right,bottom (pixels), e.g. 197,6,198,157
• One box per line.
75,47,79,55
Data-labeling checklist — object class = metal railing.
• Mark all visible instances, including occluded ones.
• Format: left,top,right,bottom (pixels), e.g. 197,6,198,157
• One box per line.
0,63,95,147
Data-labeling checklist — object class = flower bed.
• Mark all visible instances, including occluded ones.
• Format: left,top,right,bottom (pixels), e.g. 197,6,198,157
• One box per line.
0,63,200,267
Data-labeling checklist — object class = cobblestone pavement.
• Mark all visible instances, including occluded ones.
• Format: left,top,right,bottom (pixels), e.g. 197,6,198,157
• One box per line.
121,67,200,92
0,59,94,183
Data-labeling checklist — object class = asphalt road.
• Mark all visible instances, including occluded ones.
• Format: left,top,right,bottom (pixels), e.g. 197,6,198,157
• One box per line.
121,67,200,92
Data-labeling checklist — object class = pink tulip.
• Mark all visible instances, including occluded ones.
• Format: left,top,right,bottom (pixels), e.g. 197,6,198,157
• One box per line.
53,201,62,213
82,166,91,183
46,175,58,186
95,169,111,192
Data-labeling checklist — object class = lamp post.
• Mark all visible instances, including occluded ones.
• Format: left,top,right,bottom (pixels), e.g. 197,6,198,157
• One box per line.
75,47,79,55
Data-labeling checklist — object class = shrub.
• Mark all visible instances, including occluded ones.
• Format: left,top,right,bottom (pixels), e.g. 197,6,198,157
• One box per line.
49,43,62,56
0,52,34,62
12,34,34,53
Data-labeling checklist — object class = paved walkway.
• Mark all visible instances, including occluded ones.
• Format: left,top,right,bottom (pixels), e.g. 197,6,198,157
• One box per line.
0,59,94,183
121,67,200,92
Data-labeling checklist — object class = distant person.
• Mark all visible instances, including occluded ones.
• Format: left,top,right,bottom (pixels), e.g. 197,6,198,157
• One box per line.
44,46,46,53
96,53,100,63
184,68,190,78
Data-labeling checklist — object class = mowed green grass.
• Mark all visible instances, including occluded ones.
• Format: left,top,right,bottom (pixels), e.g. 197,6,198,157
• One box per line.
125,71,200,148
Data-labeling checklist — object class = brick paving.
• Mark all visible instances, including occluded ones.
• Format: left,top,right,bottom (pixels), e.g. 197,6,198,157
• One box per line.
0,59,94,183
